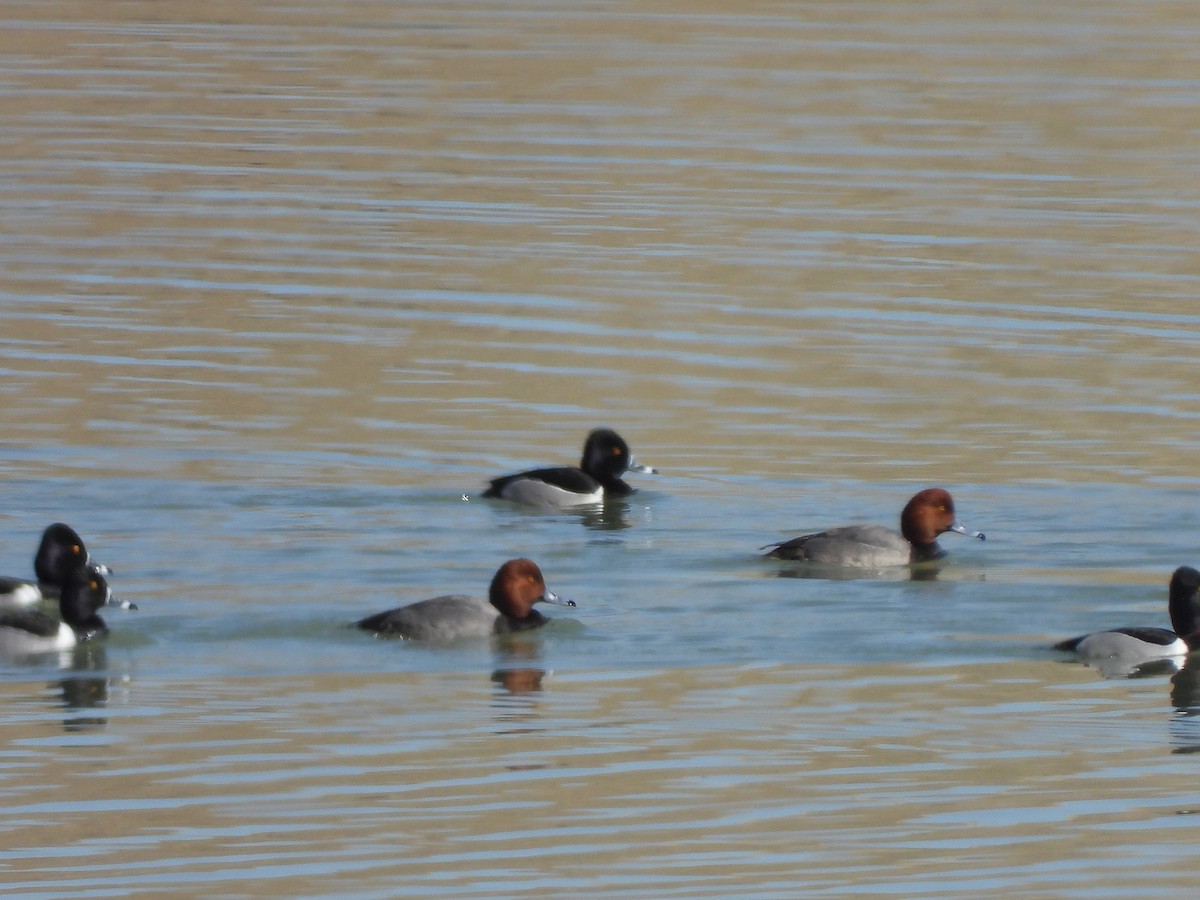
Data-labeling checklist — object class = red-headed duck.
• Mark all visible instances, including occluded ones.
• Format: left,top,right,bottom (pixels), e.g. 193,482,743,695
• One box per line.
1055,566,1200,677
763,487,985,567
357,558,576,642
0,567,134,656
0,523,112,608
483,428,657,508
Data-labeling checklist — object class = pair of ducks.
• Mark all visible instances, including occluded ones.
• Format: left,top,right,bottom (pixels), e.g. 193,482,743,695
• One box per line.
0,524,135,655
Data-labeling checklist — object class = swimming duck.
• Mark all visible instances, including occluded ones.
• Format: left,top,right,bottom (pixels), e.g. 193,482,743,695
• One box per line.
1055,566,1200,676
357,558,575,642
0,567,134,656
483,428,656,507
763,487,984,567
0,523,111,607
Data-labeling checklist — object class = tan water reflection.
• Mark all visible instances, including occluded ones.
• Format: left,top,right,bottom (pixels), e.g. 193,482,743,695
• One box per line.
0,663,1196,895
1,1,1198,486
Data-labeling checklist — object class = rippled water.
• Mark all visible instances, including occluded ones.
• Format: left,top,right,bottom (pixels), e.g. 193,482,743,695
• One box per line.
3,0,1200,896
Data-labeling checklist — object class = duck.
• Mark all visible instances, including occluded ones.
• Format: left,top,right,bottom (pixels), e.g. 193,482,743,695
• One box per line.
483,428,657,508
0,523,111,608
763,487,985,567
0,567,135,656
357,558,575,642
1055,566,1200,676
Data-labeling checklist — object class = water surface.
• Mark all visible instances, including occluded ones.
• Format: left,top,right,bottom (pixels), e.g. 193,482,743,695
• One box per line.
2,0,1200,896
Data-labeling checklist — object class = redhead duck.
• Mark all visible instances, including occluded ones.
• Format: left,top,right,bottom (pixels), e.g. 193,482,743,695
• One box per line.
357,558,576,641
1055,566,1200,676
0,523,112,608
0,567,134,656
483,428,656,508
763,487,984,567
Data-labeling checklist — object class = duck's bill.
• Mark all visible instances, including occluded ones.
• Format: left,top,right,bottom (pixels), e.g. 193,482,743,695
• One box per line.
948,522,986,541
627,457,659,475
541,590,577,608
106,591,138,611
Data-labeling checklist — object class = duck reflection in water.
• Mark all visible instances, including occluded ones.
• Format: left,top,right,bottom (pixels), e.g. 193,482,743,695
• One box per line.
56,641,112,732
491,633,549,740
577,498,638,532
492,633,546,698
478,494,640,532
1167,655,1200,754
773,561,946,582
3,641,116,733
491,666,544,696
1171,658,1200,710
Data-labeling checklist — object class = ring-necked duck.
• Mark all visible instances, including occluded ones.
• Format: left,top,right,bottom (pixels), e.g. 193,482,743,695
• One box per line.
483,428,656,507
1055,566,1200,676
0,567,135,656
0,523,111,607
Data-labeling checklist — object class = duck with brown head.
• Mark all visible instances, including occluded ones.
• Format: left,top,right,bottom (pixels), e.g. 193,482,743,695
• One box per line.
357,558,576,642
763,488,985,569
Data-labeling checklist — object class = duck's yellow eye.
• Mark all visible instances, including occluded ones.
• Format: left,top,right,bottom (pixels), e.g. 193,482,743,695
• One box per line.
73,544,82,554
89,580,98,589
